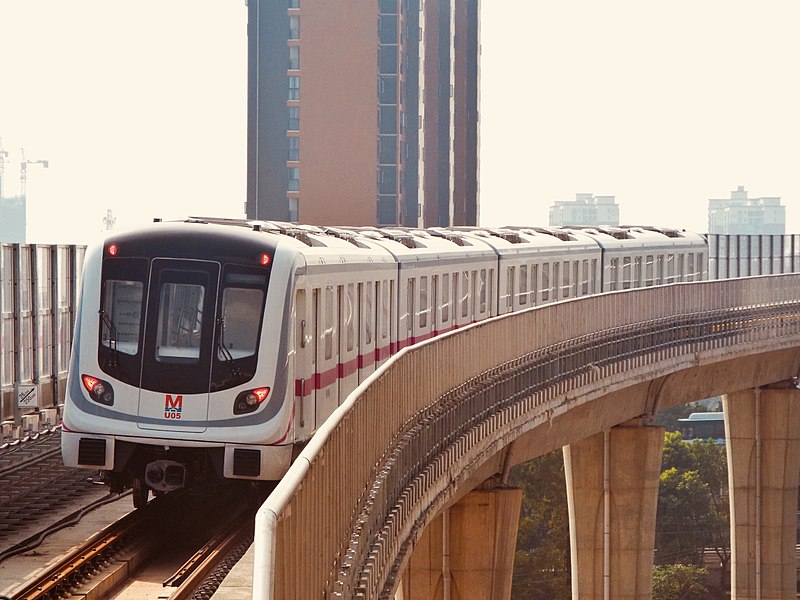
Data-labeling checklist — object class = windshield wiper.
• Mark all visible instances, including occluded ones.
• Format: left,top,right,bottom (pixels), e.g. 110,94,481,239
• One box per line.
99,309,120,369
216,318,242,378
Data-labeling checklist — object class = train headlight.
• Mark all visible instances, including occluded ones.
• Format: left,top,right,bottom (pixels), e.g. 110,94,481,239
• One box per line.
81,374,115,406
234,387,270,415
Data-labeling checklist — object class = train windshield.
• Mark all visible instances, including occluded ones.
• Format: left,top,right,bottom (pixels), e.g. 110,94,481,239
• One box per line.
98,256,270,394
155,282,206,362
102,280,143,355
219,287,264,359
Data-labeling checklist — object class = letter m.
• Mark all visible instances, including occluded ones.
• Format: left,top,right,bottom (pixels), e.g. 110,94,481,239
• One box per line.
166,395,183,410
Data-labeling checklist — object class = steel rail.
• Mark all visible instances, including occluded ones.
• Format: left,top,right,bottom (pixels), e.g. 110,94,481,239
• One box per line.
168,521,254,599
9,502,152,600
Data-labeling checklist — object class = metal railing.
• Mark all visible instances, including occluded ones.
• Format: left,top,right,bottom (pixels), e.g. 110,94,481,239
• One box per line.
254,275,800,600
0,243,85,427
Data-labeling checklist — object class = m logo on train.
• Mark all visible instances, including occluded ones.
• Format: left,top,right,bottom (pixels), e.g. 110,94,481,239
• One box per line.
164,395,183,419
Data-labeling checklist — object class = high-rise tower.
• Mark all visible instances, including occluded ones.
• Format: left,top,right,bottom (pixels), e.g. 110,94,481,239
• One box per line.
245,0,479,227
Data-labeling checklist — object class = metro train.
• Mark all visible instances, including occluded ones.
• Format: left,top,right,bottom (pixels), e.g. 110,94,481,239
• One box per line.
61,217,707,506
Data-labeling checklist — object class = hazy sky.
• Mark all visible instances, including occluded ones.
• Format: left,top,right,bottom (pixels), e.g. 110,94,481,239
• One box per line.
1,1,799,243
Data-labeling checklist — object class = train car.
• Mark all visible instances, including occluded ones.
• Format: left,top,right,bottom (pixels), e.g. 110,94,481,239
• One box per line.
61,217,709,506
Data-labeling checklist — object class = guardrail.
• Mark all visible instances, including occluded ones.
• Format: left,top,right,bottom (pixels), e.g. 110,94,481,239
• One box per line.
254,275,800,600
0,243,85,432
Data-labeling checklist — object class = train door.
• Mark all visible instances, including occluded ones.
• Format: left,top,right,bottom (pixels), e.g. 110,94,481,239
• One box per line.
338,283,359,403
294,287,315,440
315,285,339,427
137,259,219,433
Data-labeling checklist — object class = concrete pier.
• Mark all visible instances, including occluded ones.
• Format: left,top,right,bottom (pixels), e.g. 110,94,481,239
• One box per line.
564,424,664,599
396,488,522,600
724,386,800,599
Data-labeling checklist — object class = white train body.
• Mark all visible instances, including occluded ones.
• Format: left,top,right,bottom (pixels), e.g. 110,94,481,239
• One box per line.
61,218,707,500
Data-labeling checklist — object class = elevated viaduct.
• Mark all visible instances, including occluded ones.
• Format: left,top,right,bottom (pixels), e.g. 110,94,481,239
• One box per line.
254,274,800,599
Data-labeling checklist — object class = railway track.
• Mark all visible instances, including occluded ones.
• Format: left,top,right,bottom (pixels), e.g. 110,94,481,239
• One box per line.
0,428,105,547
6,485,257,600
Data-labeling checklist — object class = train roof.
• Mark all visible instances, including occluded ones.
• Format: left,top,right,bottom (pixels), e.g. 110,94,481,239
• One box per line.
561,226,707,250
116,218,706,262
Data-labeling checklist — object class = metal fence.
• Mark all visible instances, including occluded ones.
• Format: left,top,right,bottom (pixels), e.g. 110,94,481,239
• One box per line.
708,233,800,278
0,244,85,429
253,274,800,600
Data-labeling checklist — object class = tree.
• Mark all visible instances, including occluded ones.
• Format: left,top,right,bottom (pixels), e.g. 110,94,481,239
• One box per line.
653,564,709,600
656,432,730,592
508,451,571,599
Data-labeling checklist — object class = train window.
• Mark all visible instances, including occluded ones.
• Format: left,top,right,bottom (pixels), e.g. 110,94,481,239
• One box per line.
591,259,598,293
572,261,579,297
488,269,495,314
634,257,642,288
102,280,143,355
506,267,514,310
479,269,487,313
697,253,704,277
667,254,675,283
220,287,264,359
345,283,355,352
324,286,334,360
471,270,478,317
541,263,550,302
431,276,438,327
155,283,205,362
419,276,428,328
531,265,538,305
519,265,528,305
656,255,664,284
562,261,570,299
461,272,470,318
552,263,560,300
581,260,589,295
441,274,450,323
406,278,415,333
645,255,654,286
622,257,632,289
365,282,374,346
609,258,619,291
380,281,390,340
688,253,695,282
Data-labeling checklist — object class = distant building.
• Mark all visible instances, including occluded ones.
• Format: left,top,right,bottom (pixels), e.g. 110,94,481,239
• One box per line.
245,0,479,227
0,195,25,243
708,186,785,235
549,193,619,227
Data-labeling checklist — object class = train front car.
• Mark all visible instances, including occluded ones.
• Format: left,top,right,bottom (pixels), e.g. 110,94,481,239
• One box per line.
61,220,294,506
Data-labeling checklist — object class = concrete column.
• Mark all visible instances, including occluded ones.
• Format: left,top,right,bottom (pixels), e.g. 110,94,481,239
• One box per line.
399,487,523,600
564,424,665,599
724,386,800,599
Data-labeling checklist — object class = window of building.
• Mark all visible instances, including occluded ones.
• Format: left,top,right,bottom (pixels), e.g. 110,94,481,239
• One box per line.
288,106,299,130
288,76,300,100
288,0,299,7
289,46,300,70
289,15,300,39
288,167,299,191
288,136,299,161
288,197,299,222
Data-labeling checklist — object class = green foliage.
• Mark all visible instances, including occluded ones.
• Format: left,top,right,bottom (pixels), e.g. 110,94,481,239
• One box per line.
508,451,571,600
653,564,709,600
656,431,730,590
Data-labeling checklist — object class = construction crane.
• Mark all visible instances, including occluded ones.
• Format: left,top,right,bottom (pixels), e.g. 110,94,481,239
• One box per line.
0,138,8,199
20,147,49,199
